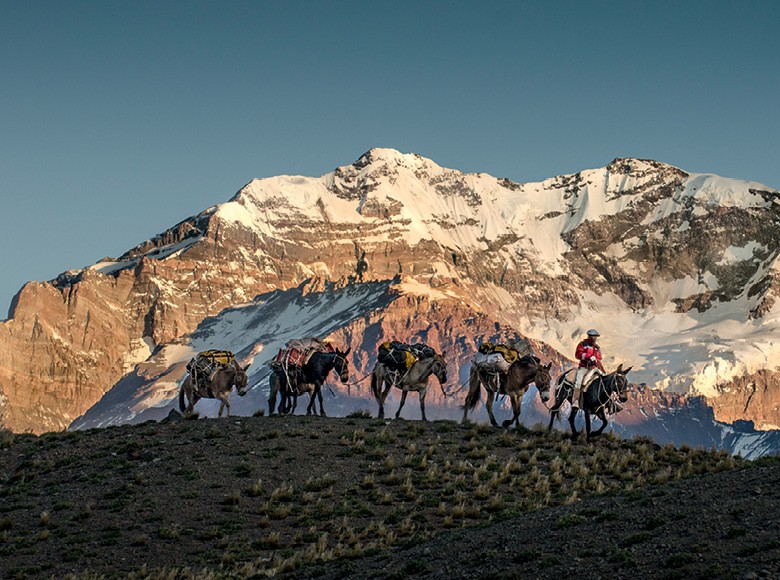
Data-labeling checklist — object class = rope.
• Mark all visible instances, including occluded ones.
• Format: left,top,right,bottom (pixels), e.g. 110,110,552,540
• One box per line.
341,373,373,389
442,379,469,399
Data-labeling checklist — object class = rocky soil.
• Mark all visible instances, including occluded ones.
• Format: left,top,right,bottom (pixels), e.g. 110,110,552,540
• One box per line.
304,454,780,580
0,413,777,579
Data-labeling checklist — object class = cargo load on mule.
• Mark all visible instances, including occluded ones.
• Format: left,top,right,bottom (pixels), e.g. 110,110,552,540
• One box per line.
377,341,437,374
186,350,237,392
270,338,335,372
267,339,351,417
180,351,250,418
472,339,538,389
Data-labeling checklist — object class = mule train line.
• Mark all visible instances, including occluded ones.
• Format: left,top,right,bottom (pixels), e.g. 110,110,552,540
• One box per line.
179,338,632,439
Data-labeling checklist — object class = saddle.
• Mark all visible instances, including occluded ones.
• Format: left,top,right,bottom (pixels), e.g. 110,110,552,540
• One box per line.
559,368,603,395
377,341,436,374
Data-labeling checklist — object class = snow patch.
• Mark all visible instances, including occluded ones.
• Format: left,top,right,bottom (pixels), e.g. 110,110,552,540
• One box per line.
717,242,763,265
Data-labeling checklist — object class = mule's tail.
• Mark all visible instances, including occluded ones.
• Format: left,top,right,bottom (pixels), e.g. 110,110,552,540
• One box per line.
550,371,575,413
462,369,481,412
178,383,186,413
370,370,381,403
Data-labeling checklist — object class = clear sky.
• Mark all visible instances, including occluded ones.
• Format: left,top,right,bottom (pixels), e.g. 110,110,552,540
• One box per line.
1,0,778,317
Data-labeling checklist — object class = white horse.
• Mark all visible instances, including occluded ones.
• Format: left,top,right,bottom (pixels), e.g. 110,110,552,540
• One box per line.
370,354,447,421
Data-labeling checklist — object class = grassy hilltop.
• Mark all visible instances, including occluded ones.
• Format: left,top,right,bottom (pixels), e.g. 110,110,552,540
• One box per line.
1,414,779,579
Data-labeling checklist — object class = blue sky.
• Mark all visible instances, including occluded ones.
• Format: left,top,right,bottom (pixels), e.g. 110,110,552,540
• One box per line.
1,1,779,316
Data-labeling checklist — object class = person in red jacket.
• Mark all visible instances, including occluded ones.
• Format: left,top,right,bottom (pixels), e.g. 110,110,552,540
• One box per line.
571,329,605,409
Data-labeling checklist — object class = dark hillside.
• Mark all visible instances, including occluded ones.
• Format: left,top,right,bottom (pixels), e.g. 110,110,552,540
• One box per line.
0,414,777,579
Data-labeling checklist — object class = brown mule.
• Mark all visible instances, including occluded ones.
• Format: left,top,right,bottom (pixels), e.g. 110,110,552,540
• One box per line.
179,361,251,417
370,353,447,421
463,359,552,428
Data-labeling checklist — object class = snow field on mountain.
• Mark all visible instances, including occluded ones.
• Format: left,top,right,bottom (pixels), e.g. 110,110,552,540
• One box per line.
192,150,780,396
72,281,398,427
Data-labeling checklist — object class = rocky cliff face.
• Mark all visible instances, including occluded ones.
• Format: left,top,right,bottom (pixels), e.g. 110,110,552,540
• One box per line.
707,370,780,430
2,148,780,435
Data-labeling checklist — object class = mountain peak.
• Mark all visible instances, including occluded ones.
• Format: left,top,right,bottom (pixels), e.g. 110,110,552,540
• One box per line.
606,157,687,177
352,148,434,171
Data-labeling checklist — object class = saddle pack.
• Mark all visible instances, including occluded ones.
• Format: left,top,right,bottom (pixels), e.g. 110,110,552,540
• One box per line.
271,338,335,371
187,350,236,390
377,341,436,373
474,342,518,373
473,341,538,375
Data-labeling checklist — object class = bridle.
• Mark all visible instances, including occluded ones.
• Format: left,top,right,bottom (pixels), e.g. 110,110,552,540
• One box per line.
529,367,551,408
433,356,447,384
234,368,249,396
333,352,350,383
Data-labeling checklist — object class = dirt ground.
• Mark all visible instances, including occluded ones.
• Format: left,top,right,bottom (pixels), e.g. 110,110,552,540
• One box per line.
0,412,778,579
299,458,780,580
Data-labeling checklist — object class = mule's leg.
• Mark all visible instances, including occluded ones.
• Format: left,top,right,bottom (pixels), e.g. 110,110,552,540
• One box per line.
461,369,481,424
548,395,563,431
268,390,276,415
548,390,564,431
284,390,294,415
593,409,609,436
218,393,231,418
395,390,409,419
377,381,385,419
317,384,327,417
461,392,469,423
379,382,393,420
486,391,498,427
268,377,278,415
584,411,593,441
568,408,579,437
306,390,316,415
419,388,428,422
503,393,521,428
187,392,198,417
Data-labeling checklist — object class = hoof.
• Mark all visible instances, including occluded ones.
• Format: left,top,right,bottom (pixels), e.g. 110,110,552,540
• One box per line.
502,419,513,428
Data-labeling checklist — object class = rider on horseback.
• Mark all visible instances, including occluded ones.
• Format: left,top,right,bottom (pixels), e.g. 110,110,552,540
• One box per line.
571,329,605,410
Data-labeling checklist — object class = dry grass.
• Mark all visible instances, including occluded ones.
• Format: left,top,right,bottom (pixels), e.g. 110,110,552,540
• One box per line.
0,415,755,579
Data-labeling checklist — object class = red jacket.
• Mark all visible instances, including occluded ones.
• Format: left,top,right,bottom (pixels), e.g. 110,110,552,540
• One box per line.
575,340,604,371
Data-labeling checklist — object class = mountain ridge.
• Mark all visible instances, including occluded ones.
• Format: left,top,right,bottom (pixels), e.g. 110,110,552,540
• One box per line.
1,148,779,439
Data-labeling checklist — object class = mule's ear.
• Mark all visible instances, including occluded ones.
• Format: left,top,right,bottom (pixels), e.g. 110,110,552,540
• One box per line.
621,366,632,374
243,364,251,371
442,351,447,358
615,363,623,373
544,362,552,370
344,346,351,355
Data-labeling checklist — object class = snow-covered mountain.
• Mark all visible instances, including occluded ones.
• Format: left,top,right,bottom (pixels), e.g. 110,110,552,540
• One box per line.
70,278,780,459
204,149,780,397
2,148,780,450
